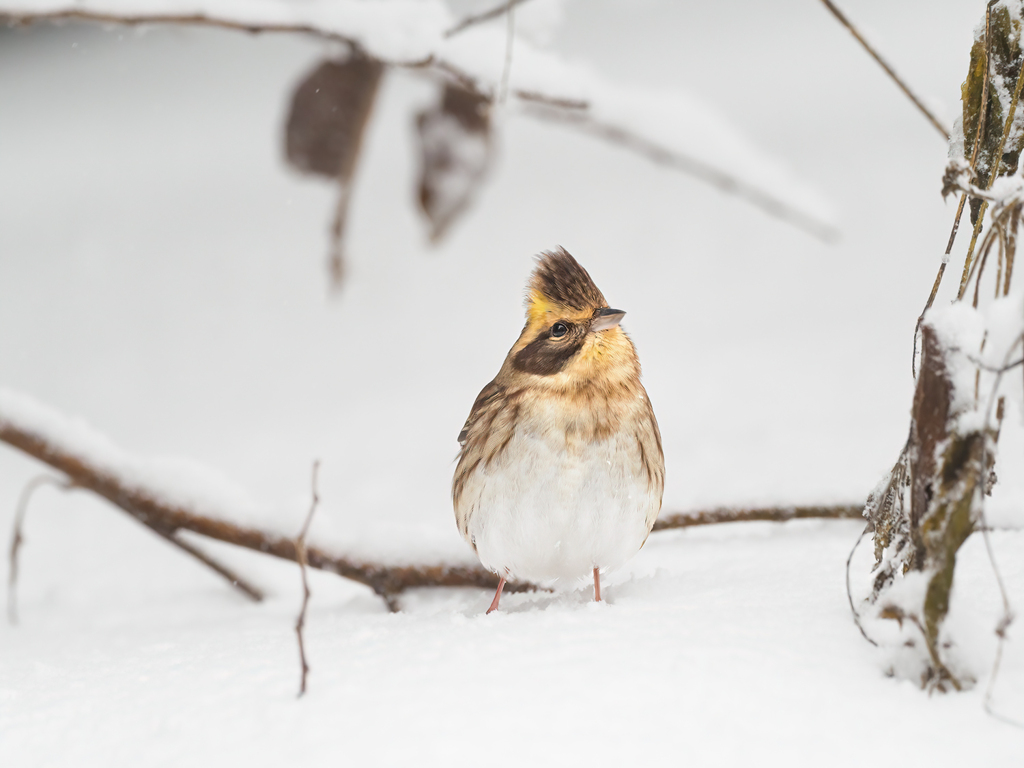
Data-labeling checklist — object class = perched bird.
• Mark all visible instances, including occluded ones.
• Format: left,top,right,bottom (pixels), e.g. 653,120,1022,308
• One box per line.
453,248,664,613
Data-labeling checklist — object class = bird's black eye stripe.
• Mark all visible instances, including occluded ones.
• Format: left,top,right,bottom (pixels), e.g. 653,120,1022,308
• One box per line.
551,322,569,338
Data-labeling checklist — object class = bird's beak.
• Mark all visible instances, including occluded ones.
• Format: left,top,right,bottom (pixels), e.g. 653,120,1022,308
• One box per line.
590,307,626,332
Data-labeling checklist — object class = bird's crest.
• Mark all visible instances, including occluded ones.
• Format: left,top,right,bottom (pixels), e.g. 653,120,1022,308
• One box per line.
526,247,607,324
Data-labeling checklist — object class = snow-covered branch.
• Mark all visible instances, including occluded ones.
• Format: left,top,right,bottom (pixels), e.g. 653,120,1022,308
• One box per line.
0,389,873,612
0,389,514,608
1,0,837,240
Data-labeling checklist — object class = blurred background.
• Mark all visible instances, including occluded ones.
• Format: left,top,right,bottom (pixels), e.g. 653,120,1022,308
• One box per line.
5,1,1024,763
0,0,997,530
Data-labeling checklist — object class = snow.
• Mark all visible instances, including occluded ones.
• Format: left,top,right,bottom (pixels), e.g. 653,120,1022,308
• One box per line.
923,301,987,417
2,1,1024,764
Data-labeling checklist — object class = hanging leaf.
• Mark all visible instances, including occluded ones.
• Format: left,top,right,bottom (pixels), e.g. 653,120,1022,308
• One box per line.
415,84,493,244
285,55,385,287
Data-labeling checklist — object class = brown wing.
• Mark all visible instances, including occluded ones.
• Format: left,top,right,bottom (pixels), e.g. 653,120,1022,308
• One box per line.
452,379,526,524
457,380,503,448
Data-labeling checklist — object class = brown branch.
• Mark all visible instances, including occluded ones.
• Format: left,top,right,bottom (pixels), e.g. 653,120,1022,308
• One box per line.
1,401,885,612
652,504,864,531
156,530,264,602
819,0,949,140
445,0,534,38
0,415,522,603
6,469,265,612
295,461,319,698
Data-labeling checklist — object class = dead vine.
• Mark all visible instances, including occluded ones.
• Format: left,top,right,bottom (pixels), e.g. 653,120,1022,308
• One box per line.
295,460,320,698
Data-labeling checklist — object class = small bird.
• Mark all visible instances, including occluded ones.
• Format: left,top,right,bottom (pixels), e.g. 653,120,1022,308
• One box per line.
453,247,664,612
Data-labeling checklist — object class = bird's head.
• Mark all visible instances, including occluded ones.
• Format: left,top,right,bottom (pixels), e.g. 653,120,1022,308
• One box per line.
505,247,639,387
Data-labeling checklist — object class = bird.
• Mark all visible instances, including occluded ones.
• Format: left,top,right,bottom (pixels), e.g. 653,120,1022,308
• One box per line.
452,247,664,613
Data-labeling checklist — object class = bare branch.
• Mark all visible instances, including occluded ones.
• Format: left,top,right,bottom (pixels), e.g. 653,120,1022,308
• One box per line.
525,103,840,243
652,504,864,531
7,474,70,625
446,0,534,39
295,461,319,698
3,8,834,244
156,530,264,602
819,0,949,140
0,397,890,614
0,413,525,604
845,523,879,647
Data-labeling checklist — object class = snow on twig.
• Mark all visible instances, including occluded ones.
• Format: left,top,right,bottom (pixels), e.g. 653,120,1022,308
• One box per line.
0,0,837,241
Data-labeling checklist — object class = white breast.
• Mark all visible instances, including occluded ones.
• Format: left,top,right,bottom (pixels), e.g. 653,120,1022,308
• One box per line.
459,405,658,584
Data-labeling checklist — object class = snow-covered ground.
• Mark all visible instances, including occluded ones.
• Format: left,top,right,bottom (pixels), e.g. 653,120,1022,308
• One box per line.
1,1,1023,763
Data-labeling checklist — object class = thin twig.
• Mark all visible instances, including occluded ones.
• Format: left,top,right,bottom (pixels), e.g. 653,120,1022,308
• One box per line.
155,530,264,602
497,1,515,107
445,0,534,38
979,506,1022,727
971,222,1003,309
7,475,70,625
818,0,949,140
977,341,1024,726
295,460,320,698
845,523,879,647
328,183,353,292
1,9,367,53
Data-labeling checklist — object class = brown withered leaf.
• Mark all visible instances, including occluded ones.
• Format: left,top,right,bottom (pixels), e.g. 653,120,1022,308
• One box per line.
285,55,385,287
416,84,492,244
962,2,1024,224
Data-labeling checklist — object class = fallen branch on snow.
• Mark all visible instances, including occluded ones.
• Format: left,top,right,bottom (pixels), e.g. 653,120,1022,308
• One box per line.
1,389,870,616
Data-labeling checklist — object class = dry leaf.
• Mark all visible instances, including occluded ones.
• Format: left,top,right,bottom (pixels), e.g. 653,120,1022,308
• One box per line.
285,55,385,287
416,84,492,244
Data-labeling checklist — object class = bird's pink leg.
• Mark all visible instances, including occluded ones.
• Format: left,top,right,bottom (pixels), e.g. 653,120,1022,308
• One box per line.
486,577,506,614
593,567,602,602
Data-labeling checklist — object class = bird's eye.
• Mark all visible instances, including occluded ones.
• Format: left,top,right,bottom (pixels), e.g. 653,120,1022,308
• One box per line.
551,322,569,338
